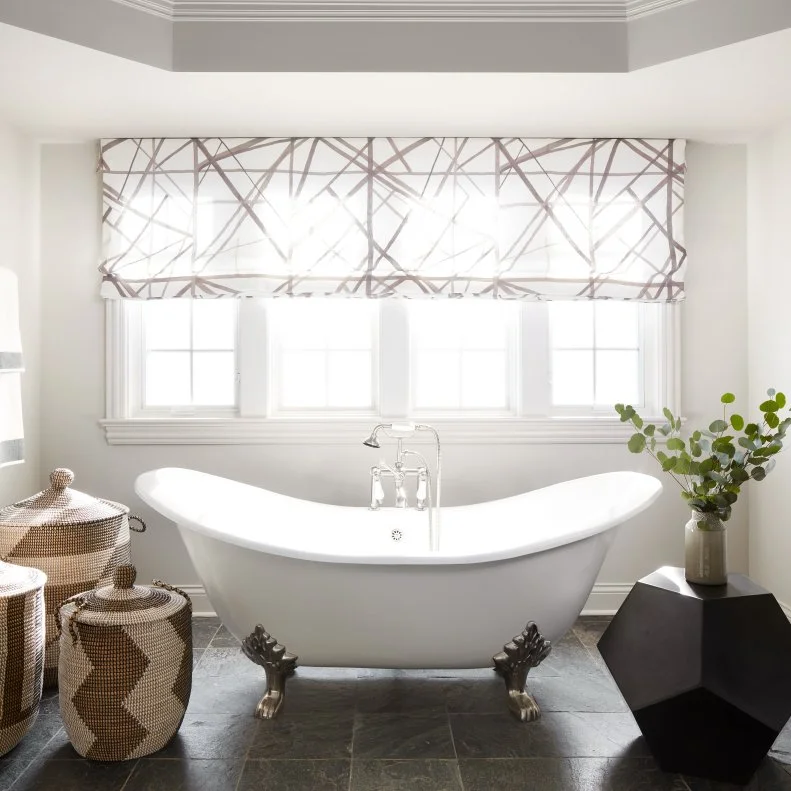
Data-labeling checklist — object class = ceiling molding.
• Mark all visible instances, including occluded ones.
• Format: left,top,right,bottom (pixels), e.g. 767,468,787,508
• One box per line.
626,0,693,19
111,0,174,19
108,0,695,21
109,0,631,21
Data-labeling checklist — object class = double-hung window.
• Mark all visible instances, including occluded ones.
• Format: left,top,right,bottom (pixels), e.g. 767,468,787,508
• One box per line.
106,296,677,442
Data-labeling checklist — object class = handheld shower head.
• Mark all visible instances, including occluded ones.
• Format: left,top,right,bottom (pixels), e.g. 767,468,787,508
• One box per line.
362,430,381,449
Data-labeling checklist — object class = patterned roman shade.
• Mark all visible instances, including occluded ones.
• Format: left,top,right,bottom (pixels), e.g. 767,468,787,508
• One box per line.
99,137,686,300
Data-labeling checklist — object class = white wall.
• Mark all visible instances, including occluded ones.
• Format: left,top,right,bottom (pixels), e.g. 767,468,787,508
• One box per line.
0,121,40,507
747,122,791,609
37,141,748,613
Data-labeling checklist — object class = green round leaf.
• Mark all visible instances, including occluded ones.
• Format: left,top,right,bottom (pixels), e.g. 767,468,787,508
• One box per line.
628,433,646,453
751,466,767,481
666,438,685,451
721,393,736,404
730,414,744,431
709,420,728,433
760,399,778,413
776,392,787,409
767,412,780,429
644,424,656,436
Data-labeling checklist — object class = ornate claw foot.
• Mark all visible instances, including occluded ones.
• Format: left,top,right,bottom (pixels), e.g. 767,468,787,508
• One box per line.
242,625,298,720
493,622,552,722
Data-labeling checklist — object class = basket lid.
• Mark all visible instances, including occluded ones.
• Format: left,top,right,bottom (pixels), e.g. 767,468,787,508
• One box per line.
0,468,128,528
61,565,190,627
0,558,46,597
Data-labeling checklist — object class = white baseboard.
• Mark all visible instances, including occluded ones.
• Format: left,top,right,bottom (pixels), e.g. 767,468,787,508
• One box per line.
581,583,633,616
188,582,634,620
178,585,215,617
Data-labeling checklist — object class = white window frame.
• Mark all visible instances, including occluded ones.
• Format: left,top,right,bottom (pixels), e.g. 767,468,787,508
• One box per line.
102,299,680,445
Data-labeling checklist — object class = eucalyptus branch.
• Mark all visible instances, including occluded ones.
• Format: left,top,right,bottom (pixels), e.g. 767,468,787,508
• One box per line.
616,390,788,522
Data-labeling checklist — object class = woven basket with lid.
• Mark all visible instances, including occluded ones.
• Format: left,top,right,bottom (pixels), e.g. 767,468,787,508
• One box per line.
0,560,46,757
59,565,192,761
0,468,146,686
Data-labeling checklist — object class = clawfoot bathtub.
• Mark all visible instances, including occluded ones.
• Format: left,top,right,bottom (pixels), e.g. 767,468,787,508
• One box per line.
135,468,661,720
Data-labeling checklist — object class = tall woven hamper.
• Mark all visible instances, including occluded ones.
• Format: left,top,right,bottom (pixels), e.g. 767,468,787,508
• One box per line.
0,560,46,757
59,565,192,761
0,468,146,686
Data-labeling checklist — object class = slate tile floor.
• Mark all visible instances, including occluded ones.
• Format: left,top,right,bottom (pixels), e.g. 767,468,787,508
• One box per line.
4,617,791,790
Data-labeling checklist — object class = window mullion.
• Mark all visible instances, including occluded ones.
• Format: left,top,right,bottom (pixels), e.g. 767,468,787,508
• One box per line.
521,302,550,416
238,298,268,417
380,300,409,419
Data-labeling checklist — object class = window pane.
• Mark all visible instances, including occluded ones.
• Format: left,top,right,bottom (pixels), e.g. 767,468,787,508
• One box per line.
461,351,508,409
193,300,236,350
548,302,594,348
327,351,373,408
552,350,594,405
414,351,461,409
144,300,190,349
280,351,327,408
145,351,190,406
193,352,236,406
411,301,514,410
270,299,374,350
595,350,639,406
595,302,638,348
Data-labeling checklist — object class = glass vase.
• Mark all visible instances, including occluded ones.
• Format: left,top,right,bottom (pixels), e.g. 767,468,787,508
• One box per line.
684,511,727,586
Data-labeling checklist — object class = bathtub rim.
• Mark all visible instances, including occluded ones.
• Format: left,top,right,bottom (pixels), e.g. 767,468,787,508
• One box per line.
134,467,663,566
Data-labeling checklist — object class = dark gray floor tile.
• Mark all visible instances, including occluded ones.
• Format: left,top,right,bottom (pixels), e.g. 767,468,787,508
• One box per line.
124,758,244,791
356,675,448,714
1,713,63,763
450,711,644,759
353,713,455,760
573,618,612,650
209,626,240,648
604,753,689,790
32,728,81,760
286,677,358,715
193,648,260,679
533,632,607,678
772,722,791,765
445,676,504,714
192,649,204,668
11,758,136,791
184,675,260,723
0,760,28,791
682,758,791,790
248,712,354,759
351,759,462,790
156,717,256,760
459,757,609,791
191,618,221,649
530,674,629,713
238,759,350,791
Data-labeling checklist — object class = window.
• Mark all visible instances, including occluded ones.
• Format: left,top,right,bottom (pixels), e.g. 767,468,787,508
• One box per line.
141,300,237,411
268,300,377,413
410,301,517,413
106,297,677,442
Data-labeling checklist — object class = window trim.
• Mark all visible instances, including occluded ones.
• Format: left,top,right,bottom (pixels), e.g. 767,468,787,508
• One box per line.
103,300,680,445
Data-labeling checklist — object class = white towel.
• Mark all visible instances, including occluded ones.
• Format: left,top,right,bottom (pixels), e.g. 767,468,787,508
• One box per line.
0,267,24,467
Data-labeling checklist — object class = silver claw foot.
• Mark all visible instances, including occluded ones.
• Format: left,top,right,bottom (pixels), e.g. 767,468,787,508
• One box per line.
493,622,552,722
241,624,298,719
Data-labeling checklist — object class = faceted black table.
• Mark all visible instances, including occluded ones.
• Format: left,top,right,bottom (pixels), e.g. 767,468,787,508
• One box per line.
598,566,791,785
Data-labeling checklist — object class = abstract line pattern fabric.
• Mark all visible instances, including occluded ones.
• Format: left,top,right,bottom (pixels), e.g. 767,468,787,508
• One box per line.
99,137,686,301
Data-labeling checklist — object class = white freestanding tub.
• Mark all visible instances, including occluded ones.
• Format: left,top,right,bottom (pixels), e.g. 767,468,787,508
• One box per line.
135,468,660,669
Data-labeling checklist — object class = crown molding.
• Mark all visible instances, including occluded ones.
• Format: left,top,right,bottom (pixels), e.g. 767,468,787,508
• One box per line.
108,0,693,22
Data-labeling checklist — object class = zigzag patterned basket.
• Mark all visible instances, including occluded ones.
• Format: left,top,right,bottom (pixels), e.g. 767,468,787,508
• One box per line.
58,565,192,761
0,560,46,757
0,469,146,687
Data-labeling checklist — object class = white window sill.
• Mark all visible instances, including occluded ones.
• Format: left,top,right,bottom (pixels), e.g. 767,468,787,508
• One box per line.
99,416,657,445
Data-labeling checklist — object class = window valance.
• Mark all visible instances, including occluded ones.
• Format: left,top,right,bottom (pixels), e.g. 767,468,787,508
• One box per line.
99,137,686,301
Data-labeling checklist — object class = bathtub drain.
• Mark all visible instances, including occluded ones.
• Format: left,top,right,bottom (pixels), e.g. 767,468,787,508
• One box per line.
391,529,402,542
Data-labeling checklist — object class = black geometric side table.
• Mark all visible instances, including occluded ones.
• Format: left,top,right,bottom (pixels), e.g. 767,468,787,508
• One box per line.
598,566,791,786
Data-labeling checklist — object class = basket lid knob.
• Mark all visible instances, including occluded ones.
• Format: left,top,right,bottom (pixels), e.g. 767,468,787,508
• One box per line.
113,565,137,590
49,468,75,491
